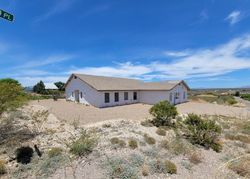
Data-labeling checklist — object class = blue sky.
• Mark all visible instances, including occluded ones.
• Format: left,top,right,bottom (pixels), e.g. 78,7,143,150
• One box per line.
1,0,250,88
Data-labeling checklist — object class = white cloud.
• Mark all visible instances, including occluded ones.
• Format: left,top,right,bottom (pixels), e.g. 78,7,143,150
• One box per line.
163,50,193,57
69,34,250,81
225,10,241,25
68,62,152,79
34,0,75,23
14,54,75,69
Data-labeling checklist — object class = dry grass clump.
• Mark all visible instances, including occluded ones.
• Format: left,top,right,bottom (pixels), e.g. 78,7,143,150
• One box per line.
188,151,203,164
128,139,138,149
164,160,177,174
48,147,63,158
162,136,192,156
144,134,156,145
228,156,250,177
110,137,126,147
149,159,177,174
0,160,6,175
70,129,98,156
225,133,250,144
156,128,166,136
141,164,149,176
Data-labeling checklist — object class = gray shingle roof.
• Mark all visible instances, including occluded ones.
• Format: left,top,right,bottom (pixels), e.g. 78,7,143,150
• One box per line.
66,74,189,91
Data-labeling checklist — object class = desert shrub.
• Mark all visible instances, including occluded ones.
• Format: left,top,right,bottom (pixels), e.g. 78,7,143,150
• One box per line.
188,151,203,164
48,147,63,158
0,160,6,175
105,157,138,179
0,79,27,116
164,160,177,174
140,119,154,127
129,153,144,167
240,94,250,101
110,137,126,147
149,159,177,174
128,139,138,149
144,134,156,145
184,114,222,152
149,101,178,127
228,156,250,177
102,123,111,128
156,128,166,136
70,129,98,156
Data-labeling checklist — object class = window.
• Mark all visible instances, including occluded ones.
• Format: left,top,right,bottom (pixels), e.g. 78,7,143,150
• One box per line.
114,92,119,102
124,92,128,100
183,92,186,99
80,92,83,98
170,93,172,101
104,93,110,103
175,92,179,99
133,92,137,100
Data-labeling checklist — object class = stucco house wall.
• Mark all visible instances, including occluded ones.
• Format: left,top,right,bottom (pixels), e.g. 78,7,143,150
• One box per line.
99,91,139,107
65,77,102,107
139,83,188,105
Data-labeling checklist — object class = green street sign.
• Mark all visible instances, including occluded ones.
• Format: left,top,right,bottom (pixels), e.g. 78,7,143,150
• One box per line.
0,9,14,21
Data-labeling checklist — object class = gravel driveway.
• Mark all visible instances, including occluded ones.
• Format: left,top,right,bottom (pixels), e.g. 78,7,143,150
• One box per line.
30,99,250,125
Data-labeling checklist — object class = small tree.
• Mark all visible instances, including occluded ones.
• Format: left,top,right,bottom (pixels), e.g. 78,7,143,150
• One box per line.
33,81,46,94
54,81,65,91
149,101,178,127
235,91,240,97
0,79,27,116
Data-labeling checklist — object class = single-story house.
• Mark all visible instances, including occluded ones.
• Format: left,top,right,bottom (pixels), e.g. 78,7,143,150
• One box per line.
65,74,190,108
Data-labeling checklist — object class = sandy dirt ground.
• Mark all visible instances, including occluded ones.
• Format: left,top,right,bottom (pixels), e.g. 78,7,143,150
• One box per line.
30,99,250,125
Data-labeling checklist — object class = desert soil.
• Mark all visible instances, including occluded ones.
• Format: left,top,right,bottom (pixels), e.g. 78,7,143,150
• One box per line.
30,99,250,125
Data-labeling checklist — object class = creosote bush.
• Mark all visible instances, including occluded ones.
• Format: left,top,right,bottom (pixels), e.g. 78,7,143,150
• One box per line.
149,101,178,127
48,147,63,158
128,139,138,149
144,134,156,145
70,129,98,156
0,160,6,175
156,128,166,136
184,114,222,152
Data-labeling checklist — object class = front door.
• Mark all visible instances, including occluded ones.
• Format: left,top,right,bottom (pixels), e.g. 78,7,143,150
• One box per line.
74,90,79,102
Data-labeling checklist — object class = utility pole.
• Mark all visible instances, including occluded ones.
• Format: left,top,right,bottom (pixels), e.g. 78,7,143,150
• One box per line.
0,9,14,22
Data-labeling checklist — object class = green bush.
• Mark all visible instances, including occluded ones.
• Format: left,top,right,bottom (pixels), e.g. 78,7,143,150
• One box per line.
128,139,138,149
0,160,6,175
149,101,178,127
48,147,63,158
184,114,222,152
70,129,98,156
0,79,27,116
164,160,177,174
144,134,156,145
